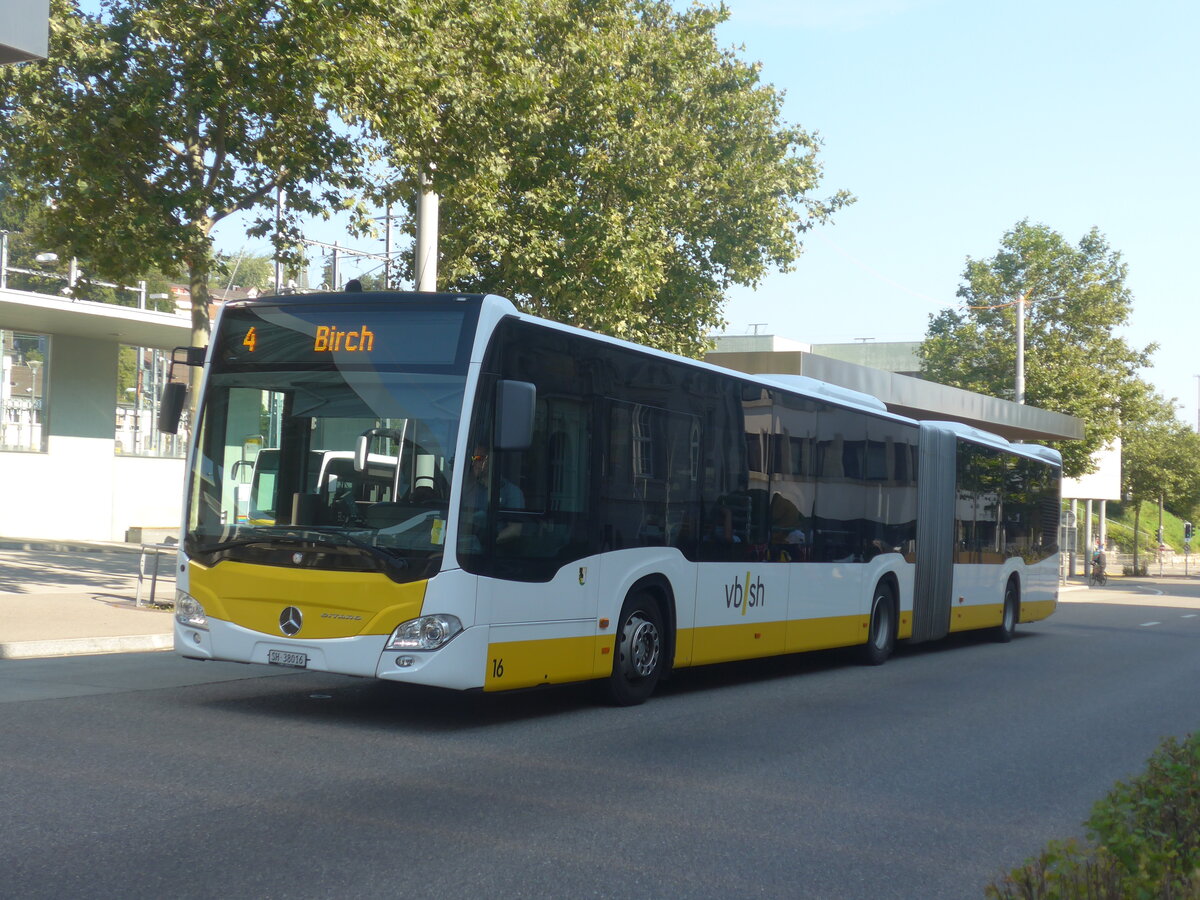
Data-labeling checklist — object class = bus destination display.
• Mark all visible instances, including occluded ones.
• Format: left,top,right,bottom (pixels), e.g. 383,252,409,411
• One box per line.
215,305,472,368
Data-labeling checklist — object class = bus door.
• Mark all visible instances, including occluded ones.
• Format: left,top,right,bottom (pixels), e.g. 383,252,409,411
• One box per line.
472,394,602,690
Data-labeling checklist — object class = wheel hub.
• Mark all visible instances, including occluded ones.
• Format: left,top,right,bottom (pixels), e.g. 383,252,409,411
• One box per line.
622,614,660,678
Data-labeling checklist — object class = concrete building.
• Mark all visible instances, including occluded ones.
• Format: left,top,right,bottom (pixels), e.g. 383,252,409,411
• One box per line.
706,334,1082,443
0,285,190,541
1,0,49,64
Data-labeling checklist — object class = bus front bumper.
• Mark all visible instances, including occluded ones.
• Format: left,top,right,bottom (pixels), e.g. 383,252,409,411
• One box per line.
175,618,489,691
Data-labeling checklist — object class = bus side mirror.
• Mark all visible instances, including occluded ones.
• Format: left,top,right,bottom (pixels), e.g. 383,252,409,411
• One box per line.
157,346,205,435
495,380,535,450
158,382,187,434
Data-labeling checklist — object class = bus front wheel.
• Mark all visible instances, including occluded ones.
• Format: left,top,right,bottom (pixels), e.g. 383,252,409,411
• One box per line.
608,593,665,706
860,582,896,666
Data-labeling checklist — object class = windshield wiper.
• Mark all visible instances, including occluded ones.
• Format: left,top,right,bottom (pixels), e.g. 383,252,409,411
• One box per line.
310,527,410,570
193,529,408,570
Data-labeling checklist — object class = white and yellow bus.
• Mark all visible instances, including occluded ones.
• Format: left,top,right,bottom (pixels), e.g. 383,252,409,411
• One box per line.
164,290,1061,704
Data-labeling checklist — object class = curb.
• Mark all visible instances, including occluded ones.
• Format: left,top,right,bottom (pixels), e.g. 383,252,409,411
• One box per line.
0,536,143,554
0,634,174,660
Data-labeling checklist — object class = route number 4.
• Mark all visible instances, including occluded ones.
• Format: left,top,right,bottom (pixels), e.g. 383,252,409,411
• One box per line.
243,327,257,352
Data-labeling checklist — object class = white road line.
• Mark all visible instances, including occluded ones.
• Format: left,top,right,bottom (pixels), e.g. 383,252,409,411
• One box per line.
1183,614,1197,619
1140,621,1161,627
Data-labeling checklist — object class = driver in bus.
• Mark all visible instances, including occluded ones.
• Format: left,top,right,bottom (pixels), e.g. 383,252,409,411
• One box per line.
464,444,525,543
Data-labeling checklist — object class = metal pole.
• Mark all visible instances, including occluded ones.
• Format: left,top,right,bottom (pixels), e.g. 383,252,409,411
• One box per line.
1084,499,1094,578
1158,495,1164,576
0,232,8,290
1015,294,1026,404
273,187,285,293
415,165,439,292
384,203,393,290
1070,499,1078,576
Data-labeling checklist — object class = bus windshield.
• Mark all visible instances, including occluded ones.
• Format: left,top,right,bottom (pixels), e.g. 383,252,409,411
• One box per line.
184,300,477,583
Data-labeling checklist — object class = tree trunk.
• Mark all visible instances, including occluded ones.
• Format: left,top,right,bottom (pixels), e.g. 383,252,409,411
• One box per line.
186,259,211,423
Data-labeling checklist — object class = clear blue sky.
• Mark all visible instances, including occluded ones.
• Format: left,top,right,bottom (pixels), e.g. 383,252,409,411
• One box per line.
216,0,1200,424
714,0,1199,425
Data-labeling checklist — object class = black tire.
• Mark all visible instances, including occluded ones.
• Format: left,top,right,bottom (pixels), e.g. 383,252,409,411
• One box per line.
607,592,665,706
993,580,1018,643
860,582,896,666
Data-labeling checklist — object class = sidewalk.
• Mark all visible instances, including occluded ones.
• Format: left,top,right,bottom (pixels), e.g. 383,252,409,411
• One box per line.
0,537,176,660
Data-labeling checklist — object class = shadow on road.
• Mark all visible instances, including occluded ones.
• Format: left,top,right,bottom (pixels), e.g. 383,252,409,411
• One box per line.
181,626,1031,732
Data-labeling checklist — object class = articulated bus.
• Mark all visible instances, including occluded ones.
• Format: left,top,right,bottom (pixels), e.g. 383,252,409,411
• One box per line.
165,290,1062,704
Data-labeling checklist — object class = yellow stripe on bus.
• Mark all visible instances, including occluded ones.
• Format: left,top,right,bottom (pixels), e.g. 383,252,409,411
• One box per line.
1020,598,1057,623
478,596,1048,694
948,602,1002,633
686,615,866,666
484,635,611,691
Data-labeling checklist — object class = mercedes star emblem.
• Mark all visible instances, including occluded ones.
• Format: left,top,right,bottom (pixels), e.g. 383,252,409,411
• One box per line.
279,606,303,636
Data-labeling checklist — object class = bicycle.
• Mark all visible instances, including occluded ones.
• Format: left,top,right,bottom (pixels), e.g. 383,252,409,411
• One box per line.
1088,568,1107,586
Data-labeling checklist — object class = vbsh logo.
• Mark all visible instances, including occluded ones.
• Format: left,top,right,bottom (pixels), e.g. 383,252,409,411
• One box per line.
724,572,766,616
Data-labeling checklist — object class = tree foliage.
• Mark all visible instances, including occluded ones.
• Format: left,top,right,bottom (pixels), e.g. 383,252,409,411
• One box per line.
0,0,370,354
2,0,847,365
918,221,1156,477
341,0,849,357
1122,417,1200,518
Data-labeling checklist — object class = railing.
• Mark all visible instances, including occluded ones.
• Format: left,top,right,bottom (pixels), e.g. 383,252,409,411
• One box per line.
1,232,152,306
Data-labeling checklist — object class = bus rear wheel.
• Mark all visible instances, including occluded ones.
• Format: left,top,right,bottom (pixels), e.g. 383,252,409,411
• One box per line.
608,593,665,706
860,582,896,666
993,580,1018,643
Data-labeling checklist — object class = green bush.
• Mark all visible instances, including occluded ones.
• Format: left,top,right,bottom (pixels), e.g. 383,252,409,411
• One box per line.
986,732,1200,898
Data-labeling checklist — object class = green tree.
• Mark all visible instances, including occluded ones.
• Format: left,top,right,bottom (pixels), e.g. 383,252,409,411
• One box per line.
0,0,370,365
343,0,849,357
3,0,847,367
1121,410,1200,567
212,253,275,293
918,221,1155,477
3,175,178,307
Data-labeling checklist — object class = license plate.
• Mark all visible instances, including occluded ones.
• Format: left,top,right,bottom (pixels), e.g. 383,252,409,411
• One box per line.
268,649,308,668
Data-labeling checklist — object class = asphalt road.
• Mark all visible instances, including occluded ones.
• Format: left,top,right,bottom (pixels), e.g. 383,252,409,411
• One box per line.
2,580,1199,899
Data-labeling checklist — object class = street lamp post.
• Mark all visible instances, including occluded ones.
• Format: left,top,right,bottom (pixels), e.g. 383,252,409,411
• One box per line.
1015,294,1026,405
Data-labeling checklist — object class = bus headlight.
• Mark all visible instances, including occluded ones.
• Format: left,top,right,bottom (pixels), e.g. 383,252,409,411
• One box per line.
385,614,462,651
175,591,208,629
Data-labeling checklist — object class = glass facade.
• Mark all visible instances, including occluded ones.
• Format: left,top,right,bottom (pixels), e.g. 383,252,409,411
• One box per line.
0,329,49,452
116,345,188,457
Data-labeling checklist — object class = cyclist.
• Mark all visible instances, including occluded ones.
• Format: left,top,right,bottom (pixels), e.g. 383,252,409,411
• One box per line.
1091,546,1107,586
